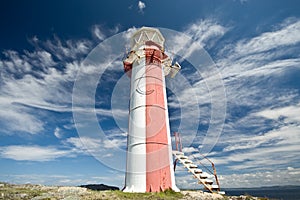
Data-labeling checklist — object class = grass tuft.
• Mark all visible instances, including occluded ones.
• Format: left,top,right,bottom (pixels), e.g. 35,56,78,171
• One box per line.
111,189,183,200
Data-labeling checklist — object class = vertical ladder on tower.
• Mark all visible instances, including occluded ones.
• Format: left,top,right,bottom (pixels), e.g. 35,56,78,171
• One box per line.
172,132,224,194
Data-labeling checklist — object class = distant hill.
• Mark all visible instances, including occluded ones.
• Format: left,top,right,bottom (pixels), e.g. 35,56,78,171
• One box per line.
224,185,300,190
79,183,119,191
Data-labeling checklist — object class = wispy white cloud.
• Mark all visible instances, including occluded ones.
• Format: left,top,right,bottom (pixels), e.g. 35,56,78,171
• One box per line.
217,19,300,80
213,19,300,144
138,1,146,13
0,129,127,162
123,26,137,40
207,123,300,174
186,19,228,48
0,102,44,134
223,124,300,152
255,103,300,124
218,168,300,188
103,138,126,149
64,134,127,155
91,25,106,41
54,127,62,139
24,50,57,68
65,136,101,154
0,62,73,134
0,32,120,134
163,19,228,151
41,36,92,61
235,19,300,56
56,39,90,59
1,50,32,74
0,145,71,161
168,19,228,59
91,24,121,41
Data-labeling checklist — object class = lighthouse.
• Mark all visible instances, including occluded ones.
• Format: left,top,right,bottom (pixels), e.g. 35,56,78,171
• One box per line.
123,27,180,192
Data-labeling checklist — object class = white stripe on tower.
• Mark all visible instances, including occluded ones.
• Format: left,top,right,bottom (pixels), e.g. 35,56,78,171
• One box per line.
123,56,147,192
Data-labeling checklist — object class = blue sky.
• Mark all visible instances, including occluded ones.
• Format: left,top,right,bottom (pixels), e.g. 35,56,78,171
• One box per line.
0,0,300,189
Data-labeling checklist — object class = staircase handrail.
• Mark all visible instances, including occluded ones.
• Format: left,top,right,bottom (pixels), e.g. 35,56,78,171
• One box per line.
194,151,221,191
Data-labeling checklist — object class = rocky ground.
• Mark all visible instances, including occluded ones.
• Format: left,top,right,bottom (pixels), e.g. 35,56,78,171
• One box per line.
0,182,269,200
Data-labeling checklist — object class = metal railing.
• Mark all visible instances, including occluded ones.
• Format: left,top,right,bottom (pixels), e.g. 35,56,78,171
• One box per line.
173,132,221,192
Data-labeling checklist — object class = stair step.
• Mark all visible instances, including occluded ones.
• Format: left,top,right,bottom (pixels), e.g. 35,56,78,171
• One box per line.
187,164,197,168
194,169,202,173
198,180,210,185
204,179,213,184
192,169,202,174
194,174,207,180
183,160,193,164
211,185,219,189
200,174,208,179
198,179,213,185
179,155,188,159
173,151,184,155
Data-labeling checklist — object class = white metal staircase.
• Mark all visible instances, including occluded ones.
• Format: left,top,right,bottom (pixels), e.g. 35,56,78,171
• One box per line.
172,150,220,193
172,132,224,194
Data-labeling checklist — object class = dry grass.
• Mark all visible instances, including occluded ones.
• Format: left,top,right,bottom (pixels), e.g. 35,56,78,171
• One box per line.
0,182,268,200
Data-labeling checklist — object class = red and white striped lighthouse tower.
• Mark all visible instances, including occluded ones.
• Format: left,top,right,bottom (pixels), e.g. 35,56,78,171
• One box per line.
123,27,180,192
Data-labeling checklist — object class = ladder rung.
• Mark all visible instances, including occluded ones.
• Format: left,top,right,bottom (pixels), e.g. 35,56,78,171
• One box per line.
187,164,197,168
204,179,213,184
200,174,208,179
211,185,219,189
173,151,184,155
192,169,202,173
179,155,188,159
184,160,193,164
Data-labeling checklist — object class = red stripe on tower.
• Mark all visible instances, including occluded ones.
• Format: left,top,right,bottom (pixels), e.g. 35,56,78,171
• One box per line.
145,44,172,192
